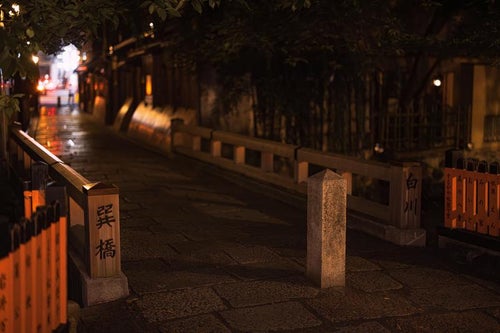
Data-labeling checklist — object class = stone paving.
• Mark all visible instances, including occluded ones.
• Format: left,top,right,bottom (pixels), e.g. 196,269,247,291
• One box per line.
29,106,500,332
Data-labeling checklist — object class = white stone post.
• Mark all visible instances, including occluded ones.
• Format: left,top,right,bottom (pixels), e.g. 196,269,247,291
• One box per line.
306,169,346,288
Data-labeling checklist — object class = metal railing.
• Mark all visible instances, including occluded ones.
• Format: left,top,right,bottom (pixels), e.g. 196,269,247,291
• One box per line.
484,114,500,143
380,105,471,152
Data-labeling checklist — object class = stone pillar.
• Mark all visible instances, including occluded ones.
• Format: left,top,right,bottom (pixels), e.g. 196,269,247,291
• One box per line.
306,169,346,288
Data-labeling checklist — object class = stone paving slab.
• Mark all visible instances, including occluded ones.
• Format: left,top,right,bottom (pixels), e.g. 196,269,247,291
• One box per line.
407,284,500,311
347,270,403,292
135,287,227,322
387,266,471,289
28,110,500,332
123,259,236,294
158,314,231,333
488,307,500,320
191,202,288,225
120,229,179,261
223,245,284,264
463,274,500,294
78,299,153,333
213,276,319,307
120,216,158,229
220,301,322,332
306,289,422,324
383,310,500,333
335,321,391,333
222,259,304,280
346,256,382,272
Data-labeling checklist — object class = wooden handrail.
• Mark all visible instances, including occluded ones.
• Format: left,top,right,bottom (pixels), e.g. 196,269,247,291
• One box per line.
171,119,425,246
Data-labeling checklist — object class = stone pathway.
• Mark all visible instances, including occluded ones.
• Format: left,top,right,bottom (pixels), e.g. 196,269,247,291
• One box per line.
29,106,500,332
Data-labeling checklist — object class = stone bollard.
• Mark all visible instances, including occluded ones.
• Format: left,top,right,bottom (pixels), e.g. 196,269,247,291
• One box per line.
306,169,346,288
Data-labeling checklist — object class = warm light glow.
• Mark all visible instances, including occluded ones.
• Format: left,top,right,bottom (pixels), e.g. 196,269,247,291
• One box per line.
374,143,384,154
145,75,152,95
36,81,45,92
82,52,87,62
32,55,39,64
9,3,20,17
433,78,441,87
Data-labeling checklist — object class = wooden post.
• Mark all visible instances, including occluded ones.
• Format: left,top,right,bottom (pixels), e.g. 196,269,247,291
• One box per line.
211,140,221,158
389,162,422,230
306,169,346,288
11,223,22,333
261,152,273,172
23,180,32,220
19,217,34,333
0,218,14,333
465,159,479,231
31,161,48,214
339,171,353,195
488,163,499,237
170,118,185,149
37,206,51,333
83,183,121,278
192,136,201,152
28,213,42,333
444,168,458,228
46,184,68,328
294,161,309,184
234,146,245,164
23,152,31,179
476,161,489,234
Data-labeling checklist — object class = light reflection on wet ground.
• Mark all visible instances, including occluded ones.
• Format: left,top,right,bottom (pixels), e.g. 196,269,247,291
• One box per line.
29,105,84,158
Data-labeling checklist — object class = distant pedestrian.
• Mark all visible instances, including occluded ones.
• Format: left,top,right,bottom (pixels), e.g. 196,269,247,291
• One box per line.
68,84,75,107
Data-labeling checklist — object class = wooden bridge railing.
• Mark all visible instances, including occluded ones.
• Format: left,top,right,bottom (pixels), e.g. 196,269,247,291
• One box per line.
7,125,128,306
171,119,425,246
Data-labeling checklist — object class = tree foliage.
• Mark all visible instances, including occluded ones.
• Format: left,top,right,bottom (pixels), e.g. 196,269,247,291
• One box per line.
1,0,500,153
143,0,500,151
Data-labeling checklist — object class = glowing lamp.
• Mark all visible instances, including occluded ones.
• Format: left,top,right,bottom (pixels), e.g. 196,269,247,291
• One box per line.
145,75,152,96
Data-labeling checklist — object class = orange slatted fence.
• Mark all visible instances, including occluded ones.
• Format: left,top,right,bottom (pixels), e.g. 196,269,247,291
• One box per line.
0,162,68,333
444,151,499,237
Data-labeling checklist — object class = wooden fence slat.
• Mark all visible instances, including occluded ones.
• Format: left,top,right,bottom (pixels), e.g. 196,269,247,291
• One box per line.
0,220,14,333
465,171,477,232
455,171,466,229
488,173,499,237
476,162,489,234
445,168,458,228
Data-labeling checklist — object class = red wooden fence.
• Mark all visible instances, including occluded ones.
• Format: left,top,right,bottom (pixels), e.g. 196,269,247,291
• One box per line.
444,157,499,237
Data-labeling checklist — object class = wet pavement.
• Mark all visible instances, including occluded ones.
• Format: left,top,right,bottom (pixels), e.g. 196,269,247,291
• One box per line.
28,105,500,332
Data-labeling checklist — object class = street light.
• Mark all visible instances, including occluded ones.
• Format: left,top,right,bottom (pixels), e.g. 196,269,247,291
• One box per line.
432,75,442,87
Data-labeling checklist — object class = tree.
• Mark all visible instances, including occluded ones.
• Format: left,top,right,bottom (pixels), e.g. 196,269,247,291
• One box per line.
145,0,500,153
